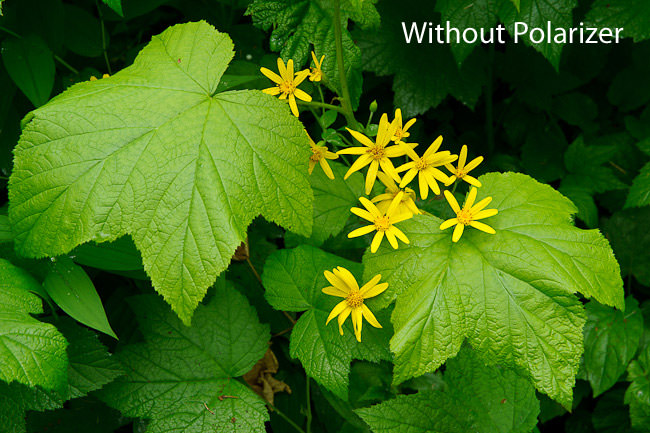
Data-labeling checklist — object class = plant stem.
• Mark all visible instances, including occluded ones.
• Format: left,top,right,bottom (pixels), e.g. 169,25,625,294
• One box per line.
269,403,307,433
96,0,112,75
0,26,79,74
486,43,495,156
333,0,358,127
246,257,296,325
305,377,312,433
298,100,345,114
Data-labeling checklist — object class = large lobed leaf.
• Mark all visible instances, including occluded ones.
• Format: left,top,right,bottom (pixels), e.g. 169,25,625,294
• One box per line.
262,245,391,399
8,21,313,325
356,347,540,433
99,282,270,432
364,172,624,408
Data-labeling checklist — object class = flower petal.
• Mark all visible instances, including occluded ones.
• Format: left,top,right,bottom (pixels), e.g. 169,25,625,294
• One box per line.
362,282,388,298
443,190,461,213
351,207,376,222
362,304,382,328
472,196,492,213
262,86,281,95
458,145,467,169
474,208,498,220
452,223,464,242
359,197,382,218
260,67,283,84
289,94,299,117
344,154,372,179
385,229,399,249
337,146,367,155
319,158,335,180
322,285,347,297
399,168,418,188
294,88,312,102
324,270,349,292
390,226,409,244
464,156,484,172
465,187,478,208
440,218,458,230
334,267,359,291
326,300,349,324
337,306,352,335
277,58,287,79
464,175,482,187
348,225,376,238
470,220,496,234
386,191,404,217
419,172,429,199
346,128,376,148
370,231,384,253
352,308,363,342
359,274,382,296
390,213,412,224
366,160,379,195
424,135,444,158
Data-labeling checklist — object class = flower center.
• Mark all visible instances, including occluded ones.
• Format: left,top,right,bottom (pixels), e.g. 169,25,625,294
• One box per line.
310,67,322,80
457,208,473,225
310,147,324,162
346,291,364,308
456,169,466,178
367,145,386,160
279,80,296,94
374,216,391,231
394,127,403,140
415,157,428,171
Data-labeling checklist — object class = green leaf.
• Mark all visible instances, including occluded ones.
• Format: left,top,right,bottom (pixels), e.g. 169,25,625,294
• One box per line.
364,172,624,407
355,0,487,116
582,297,644,397
356,347,539,433
101,0,123,16
99,282,270,432
443,348,540,433
435,0,501,65
1,35,54,107
604,207,650,286
0,259,68,391
246,0,371,108
63,4,108,58
71,236,143,272
0,382,62,433
8,21,313,325
586,0,650,42
357,391,472,433
56,318,123,399
262,245,391,399
0,215,11,243
626,162,650,208
303,161,365,246
27,399,123,433
499,0,578,70
43,257,117,338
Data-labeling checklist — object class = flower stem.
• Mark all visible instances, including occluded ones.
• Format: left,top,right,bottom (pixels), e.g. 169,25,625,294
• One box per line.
298,100,345,114
305,377,312,433
96,0,112,75
333,0,358,128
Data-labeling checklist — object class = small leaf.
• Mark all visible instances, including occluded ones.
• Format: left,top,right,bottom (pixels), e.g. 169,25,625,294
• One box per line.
101,0,123,16
63,4,107,58
605,207,650,286
586,0,650,43
582,297,644,396
0,259,68,391
626,161,650,208
1,35,55,107
71,236,143,272
43,257,117,338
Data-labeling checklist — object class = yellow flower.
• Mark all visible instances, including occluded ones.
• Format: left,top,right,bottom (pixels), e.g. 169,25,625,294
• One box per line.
309,51,324,82
338,113,407,195
308,135,338,179
391,108,416,144
440,187,498,242
323,267,387,342
261,58,312,117
348,192,411,253
396,135,458,199
445,145,483,187
371,172,420,217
